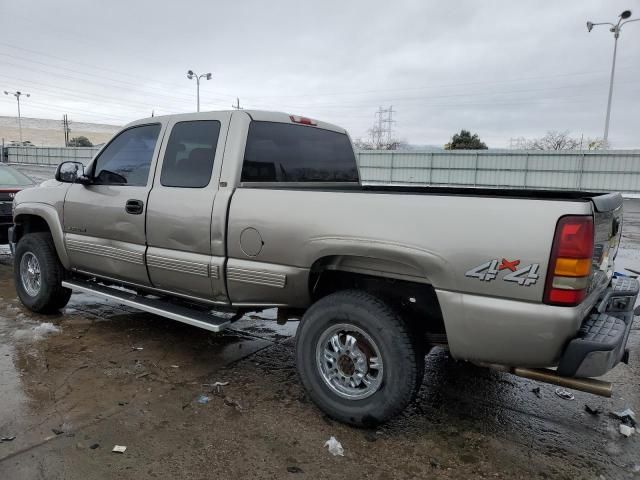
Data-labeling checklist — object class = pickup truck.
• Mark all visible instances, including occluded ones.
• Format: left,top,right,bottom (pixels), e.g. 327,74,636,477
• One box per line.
9,110,635,426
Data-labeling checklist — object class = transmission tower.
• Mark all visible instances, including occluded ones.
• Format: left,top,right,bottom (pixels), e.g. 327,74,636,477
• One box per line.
369,106,395,149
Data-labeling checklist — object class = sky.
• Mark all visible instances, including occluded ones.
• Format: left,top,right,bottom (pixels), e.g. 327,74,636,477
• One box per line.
0,0,639,148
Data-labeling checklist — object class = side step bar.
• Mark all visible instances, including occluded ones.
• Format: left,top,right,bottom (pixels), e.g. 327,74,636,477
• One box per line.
62,279,231,332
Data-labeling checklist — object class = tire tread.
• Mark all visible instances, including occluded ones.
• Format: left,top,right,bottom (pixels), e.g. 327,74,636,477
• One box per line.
14,232,71,313
296,289,425,426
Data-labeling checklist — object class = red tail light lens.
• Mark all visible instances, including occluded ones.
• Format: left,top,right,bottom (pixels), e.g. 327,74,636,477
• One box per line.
547,288,586,305
556,217,594,258
544,215,594,306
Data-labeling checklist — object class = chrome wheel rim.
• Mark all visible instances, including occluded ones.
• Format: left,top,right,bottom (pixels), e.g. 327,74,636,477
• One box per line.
316,323,384,400
20,252,41,297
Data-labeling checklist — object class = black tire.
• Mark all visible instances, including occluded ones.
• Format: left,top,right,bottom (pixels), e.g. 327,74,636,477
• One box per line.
296,290,424,427
14,232,72,313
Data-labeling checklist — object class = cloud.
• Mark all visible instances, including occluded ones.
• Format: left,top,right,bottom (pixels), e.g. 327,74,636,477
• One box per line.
0,0,638,147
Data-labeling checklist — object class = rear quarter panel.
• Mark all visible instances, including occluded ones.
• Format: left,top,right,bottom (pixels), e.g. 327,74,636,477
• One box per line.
226,188,593,303
227,188,596,366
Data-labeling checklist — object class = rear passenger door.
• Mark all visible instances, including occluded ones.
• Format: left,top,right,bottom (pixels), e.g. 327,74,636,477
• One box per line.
145,113,231,302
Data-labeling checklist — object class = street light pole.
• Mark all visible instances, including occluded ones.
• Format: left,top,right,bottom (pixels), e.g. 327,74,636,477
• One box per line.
587,10,640,143
186,70,212,112
3,90,30,144
604,30,619,143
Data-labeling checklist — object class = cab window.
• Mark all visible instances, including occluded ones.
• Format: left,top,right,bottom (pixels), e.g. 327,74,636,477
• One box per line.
160,120,221,188
93,124,161,186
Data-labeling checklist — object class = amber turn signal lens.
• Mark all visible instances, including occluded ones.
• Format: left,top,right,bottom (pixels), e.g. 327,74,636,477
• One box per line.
554,257,592,277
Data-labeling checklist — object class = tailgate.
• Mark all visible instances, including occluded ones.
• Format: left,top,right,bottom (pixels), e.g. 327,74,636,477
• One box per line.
588,193,623,297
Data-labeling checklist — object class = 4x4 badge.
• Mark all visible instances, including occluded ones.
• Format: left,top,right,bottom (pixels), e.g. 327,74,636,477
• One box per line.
466,258,540,286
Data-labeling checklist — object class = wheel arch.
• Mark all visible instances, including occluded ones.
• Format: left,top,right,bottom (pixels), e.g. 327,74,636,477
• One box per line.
308,255,446,339
13,204,70,268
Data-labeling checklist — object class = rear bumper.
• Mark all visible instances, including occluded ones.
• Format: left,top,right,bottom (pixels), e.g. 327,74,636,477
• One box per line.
436,276,635,372
557,276,637,378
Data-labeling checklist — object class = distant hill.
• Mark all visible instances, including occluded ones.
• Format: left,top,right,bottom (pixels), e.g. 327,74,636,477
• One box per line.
0,116,120,147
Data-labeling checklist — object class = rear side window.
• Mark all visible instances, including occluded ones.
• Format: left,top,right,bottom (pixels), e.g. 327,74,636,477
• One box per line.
160,120,221,188
241,121,358,183
94,124,161,186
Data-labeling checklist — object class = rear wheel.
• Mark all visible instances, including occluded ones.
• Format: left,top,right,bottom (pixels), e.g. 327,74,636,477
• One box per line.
296,290,424,426
14,232,71,313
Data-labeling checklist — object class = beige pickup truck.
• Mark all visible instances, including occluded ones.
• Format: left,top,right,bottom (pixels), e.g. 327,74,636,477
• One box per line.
9,110,636,426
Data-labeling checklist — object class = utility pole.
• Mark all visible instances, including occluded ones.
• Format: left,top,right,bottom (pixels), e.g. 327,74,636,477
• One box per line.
4,90,30,144
186,70,212,112
587,10,640,142
61,114,71,147
232,98,242,110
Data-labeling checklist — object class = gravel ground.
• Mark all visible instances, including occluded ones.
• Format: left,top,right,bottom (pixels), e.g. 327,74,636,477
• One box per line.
0,199,638,479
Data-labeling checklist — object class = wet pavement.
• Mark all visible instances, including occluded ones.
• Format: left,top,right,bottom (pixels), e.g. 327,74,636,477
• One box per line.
0,202,639,479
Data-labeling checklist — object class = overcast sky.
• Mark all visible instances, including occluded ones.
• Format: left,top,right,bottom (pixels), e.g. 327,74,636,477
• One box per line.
1,0,639,148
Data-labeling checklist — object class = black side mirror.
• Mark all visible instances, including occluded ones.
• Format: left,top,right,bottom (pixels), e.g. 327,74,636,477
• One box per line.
55,161,89,184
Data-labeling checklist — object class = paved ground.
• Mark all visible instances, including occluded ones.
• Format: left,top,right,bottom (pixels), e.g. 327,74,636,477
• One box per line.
0,201,639,479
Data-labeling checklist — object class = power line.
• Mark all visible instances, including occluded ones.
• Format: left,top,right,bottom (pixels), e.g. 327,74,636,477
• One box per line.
236,66,640,100
0,41,238,101
250,79,640,111
0,73,192,113
0,54,233,107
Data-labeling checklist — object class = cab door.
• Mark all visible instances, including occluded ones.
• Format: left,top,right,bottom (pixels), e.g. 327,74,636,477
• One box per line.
63,122,164,285
145,113,231,302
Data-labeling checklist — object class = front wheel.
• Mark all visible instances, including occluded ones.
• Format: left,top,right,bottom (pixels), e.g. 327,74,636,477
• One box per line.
295,290,424,426
14,232,72,313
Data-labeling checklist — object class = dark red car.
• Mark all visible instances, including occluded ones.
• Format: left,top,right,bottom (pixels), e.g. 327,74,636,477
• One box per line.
0,164,35,245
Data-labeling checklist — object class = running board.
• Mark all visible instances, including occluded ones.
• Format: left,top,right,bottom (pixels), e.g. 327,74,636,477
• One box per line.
62,279,231,332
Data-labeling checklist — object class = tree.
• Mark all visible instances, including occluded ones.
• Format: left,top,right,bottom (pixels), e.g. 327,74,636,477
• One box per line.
525,130,579,150
354,137,408,150
68,136,93,147
444,130,487,150
521,131,609,151
586,138,609,150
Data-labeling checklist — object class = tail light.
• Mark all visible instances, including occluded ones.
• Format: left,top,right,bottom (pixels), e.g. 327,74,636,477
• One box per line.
544,215,594,306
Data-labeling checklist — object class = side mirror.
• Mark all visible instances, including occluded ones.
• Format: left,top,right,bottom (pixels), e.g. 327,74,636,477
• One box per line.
55,161,89,184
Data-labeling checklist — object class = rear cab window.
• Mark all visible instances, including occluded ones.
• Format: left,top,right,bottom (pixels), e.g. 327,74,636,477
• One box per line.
241,121,358,183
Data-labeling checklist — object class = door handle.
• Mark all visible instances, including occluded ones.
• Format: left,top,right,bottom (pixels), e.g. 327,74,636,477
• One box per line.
125,199,144,215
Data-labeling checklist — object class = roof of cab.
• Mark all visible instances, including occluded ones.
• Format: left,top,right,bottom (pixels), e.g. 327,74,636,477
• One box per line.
125,110,347,134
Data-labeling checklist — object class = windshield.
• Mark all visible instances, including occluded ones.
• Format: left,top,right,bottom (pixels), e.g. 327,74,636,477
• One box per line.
0,166,35,187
